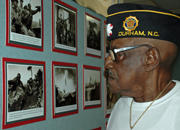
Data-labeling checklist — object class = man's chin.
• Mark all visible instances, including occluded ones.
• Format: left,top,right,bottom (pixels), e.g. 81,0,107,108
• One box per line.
109,85,118,93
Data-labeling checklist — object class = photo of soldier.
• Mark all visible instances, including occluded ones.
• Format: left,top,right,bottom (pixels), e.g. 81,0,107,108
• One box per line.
8,73,24,94
10,0,41,38
55,4,76,47
86,15,101,51
19,0,24,12
11,0,22,33
7,64,44,112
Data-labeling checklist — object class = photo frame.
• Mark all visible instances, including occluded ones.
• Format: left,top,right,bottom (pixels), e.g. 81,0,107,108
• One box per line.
104,20,110,59
104,69,118,118
52,0,77,56
83,65,101,109
6,0,44,51
2,58,46,129
92,127,101,130
52,61,78,118
85,13,101,58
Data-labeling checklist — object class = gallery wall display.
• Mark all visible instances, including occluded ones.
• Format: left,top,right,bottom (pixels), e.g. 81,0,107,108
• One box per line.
104,20,110,59
85,13,101,58
104,69,117,118
52,61,78,118
83,65,101,109
52,0,77,56
6,0,44,51
2,0,111,129
2,57,46,129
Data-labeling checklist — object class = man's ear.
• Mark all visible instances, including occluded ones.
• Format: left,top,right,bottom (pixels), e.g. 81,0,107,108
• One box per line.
144,47,160,71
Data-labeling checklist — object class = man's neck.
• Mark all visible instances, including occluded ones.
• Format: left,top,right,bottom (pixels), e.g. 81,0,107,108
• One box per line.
133,80,175,102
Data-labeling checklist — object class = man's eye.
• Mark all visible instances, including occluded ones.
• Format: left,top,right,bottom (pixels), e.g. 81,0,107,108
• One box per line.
115,53,124,60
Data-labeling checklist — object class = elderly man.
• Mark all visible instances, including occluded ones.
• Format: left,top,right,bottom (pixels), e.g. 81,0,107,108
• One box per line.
105,3,180,130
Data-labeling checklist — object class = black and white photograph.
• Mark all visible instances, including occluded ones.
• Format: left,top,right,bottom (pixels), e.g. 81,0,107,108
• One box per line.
7,64,44,112
2,58,46,129
55,67,77,107
85,13,101,58
52,62,78,118
83,65,101,109
52,0,77,55
104,69,117,117
104,21,110,58
7,0,43,50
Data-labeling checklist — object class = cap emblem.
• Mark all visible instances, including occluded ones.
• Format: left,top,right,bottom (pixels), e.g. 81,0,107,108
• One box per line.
123,16,139,31
107,23,113,37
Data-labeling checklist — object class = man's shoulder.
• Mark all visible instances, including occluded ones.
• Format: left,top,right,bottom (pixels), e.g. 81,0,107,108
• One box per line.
173,79,180,86
172,80,180,92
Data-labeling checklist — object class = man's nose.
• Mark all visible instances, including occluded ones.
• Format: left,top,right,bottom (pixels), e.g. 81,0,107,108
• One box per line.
105,55,114,69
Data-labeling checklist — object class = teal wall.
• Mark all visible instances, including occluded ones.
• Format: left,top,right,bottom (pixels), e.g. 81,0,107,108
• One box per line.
0,0,109,129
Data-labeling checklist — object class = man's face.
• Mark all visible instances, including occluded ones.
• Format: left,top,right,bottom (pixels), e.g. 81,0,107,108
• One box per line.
105,38,149,96
58,9,63,19
20,1,23,6
17,73,21,80
28,4,31,9
13,1,18,7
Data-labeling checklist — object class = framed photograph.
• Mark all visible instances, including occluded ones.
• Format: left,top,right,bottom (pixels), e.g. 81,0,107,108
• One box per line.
52,61,78,118
52,0,77,56
104,69,118,118
6,0,44,51
85,13,101,58
83,65,101,109
2,58,46,129
104,20,110,59
92,127,101,130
